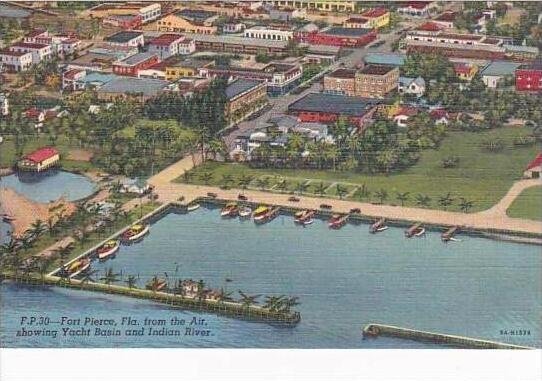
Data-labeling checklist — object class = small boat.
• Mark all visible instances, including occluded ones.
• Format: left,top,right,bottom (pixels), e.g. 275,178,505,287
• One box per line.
97,240,120,261
187,203,200,212
302,218,314,226
2,214,15,222
67,258,91,278
294,210,315,225
328,214,347,229
255,206,280,224
253,205,270,222
370,218,388,234
146,278,167,292
239,206,252,218
405,223,423,238
122,224,150,243
220,202,238,217
414,228,426,237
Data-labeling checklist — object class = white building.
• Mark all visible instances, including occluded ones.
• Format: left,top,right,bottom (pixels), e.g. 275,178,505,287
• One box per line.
147,33,186,59
138,2,162,23
398,76,426,97
9,42,53,64
0,50,33,72
223,22,246,33
105,31,145,48
397,1,436,17
244,26,293,41
178,38,196,55
0,93,9,116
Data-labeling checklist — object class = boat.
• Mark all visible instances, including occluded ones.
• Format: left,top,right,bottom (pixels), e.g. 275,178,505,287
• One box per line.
97,240,120,261
414,228,426,237
328,214,348,229
442,226,460,242
405,223,423,238
121,224,150,243
253,206,270,222
239,206,252,218
370,218,388,234
294,210,315,225
302,218,314,226
254,206,280,224
146,278,167,292
220,202,239,217
187,203,200,212
67,258,90,278
2,214,15,222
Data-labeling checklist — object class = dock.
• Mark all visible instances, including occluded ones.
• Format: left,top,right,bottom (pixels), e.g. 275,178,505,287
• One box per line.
405,223,422,238
362,323,532,349
442,226,460,242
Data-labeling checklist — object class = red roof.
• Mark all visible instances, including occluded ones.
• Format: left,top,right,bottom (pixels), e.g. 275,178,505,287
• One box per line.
402,1,433,10
150,33,184,46
25,107,43,118
362,7,388,18
26,29,48,38
24,147,59,163
63,68,84,80
395,106,419,117
430,108,448,119
11,42,50,50
434,11,457,22
526,153,542,170
417,22,443,31
453,63,474,75
345,17,369,24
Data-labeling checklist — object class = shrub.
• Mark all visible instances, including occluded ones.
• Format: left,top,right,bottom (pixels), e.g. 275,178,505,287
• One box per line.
481,139,504,153
512,135,536,147
442,156,460,168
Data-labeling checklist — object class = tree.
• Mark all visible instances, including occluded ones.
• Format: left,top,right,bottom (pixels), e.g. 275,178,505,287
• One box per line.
220,174,234,189
438,193,454,210
396,192,410,207
295,181,309,195
100,267,120,289
275,179,289,192
458,198,474,213
314,182,327,197
256,177,270,191
415,194,431,208
199,171,214,185
237,173,254,190
238,290,261,310
335,184,348,200
124,275,138,289
374,188,388,204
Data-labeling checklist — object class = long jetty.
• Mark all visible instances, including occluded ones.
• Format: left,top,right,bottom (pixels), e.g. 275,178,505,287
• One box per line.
362,323,532,349
2,273,301,326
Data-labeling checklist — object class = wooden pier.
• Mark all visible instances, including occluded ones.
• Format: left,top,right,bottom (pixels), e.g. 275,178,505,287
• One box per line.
362,323,532,349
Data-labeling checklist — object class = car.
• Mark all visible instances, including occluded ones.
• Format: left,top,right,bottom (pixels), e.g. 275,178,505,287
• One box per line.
206,192,218,198
238,194,248,201
350,208,361,214
320,204,332,210
288,196,300,202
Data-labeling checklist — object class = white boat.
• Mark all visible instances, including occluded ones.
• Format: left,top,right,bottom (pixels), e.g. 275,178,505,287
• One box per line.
414,228,426,237
97,240,120,261
122,224,150,243
374,226,389,232
239,207,252,218
187,203,200,212
67,258,91,278
302,218,314,226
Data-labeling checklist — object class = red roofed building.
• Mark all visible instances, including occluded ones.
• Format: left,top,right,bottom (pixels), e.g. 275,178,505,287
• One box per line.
397,1,436,17
360,7,390,28
393,106,419,127
103,14,143,30
18,147,60,172
454,63,478,81
515,60,542,92
148,33,186,59
433,11,457,29
417,21,443,33
112,52,160,76
343,17,370,29
429,108,449,124
523,153,542,178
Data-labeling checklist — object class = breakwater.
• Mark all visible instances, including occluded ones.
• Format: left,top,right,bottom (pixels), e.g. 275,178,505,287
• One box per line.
2,273,301,327
362,323,532,349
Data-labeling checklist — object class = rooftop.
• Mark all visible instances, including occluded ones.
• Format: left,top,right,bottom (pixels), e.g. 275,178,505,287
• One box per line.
225,78,264,100
364,52,406,66
288,93,380,117
321,27,373,37
10,42,49,49
0,49,31,57
359,64,396,75
24,147,59,163
361,7,388,18
344,17,369,24
117,52,157,66
98,77,169,97
327,68,356,79
149,33,184,46
480,60,522,76
176,8,217,22
434,12,457,22
105,31,143,44
184,33,288,49
417,21,443,32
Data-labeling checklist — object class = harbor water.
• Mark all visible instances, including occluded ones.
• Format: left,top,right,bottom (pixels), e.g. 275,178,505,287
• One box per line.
1,206,540,348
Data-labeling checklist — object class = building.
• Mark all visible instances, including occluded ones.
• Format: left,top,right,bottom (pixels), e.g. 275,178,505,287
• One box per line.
453,63,478,81
515,60,542,92
201,62,302,96
223,21,246,33
104,31,144,48
355,65,399,98
184,33,288,55
177,38,196,55
112,52,160,77
0,93,9,116
269,7,306,21
264,1,356,12
504,44,540,62
87,2,161,23
0,50,33,72
360,7,390,28
480,60,521,88
343,17,370,29
147,33,186,59
397,1,436,17
24,30,82,57
243,26,293,41
393,106,419,127
8,42,52,64
323,68,357,96
398,76,425,97
17,147,60,172
225,78,268,120
62,70,117,91
96,77,172,101
103,14,142,30
523,153,542,179
302,27,376,47
364,52,406,67
157,9,218,34
287,92,380,130
432,11,456,29
165,57,214,81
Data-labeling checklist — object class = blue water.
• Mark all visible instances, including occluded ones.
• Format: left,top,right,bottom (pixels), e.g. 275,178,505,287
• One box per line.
1,207,541,348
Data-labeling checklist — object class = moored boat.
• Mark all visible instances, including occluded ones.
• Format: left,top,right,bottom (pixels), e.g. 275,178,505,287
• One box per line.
67,258,91,278
239,206,252,218
370,218,388,234
146,278,167,292
328,214,348,229
294,210,315,225
220,202,239,217
122,224,150,243
414,227,426,237
97,240,120,261
255,206,280,224
253,205,270,222
405,223,423,238
187,203,200,212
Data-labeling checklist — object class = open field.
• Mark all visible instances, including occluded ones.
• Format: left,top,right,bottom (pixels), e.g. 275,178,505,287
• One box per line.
114,119,197,141
179,128,541,213
506,186,542,221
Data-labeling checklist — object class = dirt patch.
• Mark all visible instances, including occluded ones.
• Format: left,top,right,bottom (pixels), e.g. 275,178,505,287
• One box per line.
67,149,94,162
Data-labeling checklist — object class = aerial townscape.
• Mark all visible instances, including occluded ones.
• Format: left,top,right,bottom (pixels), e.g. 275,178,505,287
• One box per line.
0,1,541,350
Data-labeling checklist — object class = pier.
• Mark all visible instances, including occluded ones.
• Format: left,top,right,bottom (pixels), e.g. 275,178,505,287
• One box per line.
362,323,532,349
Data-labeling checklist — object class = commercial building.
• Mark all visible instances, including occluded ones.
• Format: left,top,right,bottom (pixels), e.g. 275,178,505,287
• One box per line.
147,34,186,59
360,7,390,28
225,78,268,120
323,68,357,96
96,77,172,101
8,42,52,64
0,50,33,72
223,21,246,33
432,11,456,29
104,31,144,48
244,26,294,41
269,7,306,21
343,17,370,28
480,60,521,88
112,52,160,77
87,2,161,23
157,9,218,34
18,147,60,172
397,1,437,17
364,52,406,67
515,60,542,92
355,64,399,98
164,57,214,81
302,27,376,47
264,1,356,12
103,14,142,30
184,33,288,54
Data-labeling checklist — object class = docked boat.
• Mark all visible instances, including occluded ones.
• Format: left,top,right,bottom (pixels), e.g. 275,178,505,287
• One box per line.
294,210,315,225
146,278,167,292
67,258,91,278
328,214,348,229
253,206,270,222
405,223,424,238
121,224,150,243
414,228,426,237
2,214,15,222
187,203,200,212
239,206,252,219
370,218,388,234
97,240,120,261
254,206,280,224
220,202,239,218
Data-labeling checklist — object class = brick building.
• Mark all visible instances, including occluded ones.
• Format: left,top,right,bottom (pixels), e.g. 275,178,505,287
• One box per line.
302,27,376,47
112,52,160,77
323,68,357,96
355,65,399,98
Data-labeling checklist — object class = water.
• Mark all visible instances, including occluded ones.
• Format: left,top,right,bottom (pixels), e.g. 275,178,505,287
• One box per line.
1,206,540,348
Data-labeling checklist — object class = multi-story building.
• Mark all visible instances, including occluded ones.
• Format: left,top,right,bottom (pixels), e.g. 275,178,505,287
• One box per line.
343,17,370,29
480,61,521,89
301,27,376,47
515,60,542,92
269,7,306,21
157,9,218,34
96,77,172,102
178,39,196,55
184,33,288,55
355,64,399,98
360,7,390,28
265,1,356,12
113,52,160,77
225,78,268,120
148,34,185,60
87,2,161,23
8,42,53,64
0,50,33,72
164,57,214,81
323,68,357,96
17,147,60,172
243,26,293,41
397,1,437,17
104,31,144,48
223,21,246,33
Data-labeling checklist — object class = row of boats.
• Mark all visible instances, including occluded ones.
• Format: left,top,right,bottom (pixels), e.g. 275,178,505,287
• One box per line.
62,223,151,278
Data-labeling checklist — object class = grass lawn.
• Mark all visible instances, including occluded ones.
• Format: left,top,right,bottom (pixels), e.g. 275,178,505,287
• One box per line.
179,127,540,212
115,119,197,141
506,186,542,221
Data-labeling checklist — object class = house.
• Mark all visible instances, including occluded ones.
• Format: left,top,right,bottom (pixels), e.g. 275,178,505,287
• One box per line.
120,178,150,194
523,153,542,179
323,68,357,96
515,59,542,92
177,38,196,55
397,1,436,17
8,42,52,64
103,14,142,30
0,49,33,72
243,26,293,41
104,31,144,48
480,60,521,88
157,9,218,34
453,63,478,81
67,45,139,72
355,64,399,98
113,52,160,77
0,93,9,116
225,78,268,120
360,7,390,28
398,76,426,97
268,114,299,133
429,108,449,125
23,29,49,43
343,17,370,29
432,11,456,29
364,52,406,67
302,27,376,47
17,147,60,172
24,107,46,128
393,106,419,127
147,34,185,59
165,57,214,81
292,122,331,142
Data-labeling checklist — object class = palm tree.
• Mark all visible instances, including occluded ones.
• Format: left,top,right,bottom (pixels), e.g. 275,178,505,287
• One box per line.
396,192,410,207
124,274,138,289
238,290,261,310
314,182,327,197
100,267,120,290
263,295,286,311
458,197,474,213
438,193,454,211
28,219,47,239
374,188,388,204
281,296,300,313
275,179,288,192
217,288,234,304
256,177,270,191
415,194,431,208
80,269,99,288
220,174,234,189
199,171,214,185
237,173,254,190
295,181,309,195
335,184,348,200
197,279,206,301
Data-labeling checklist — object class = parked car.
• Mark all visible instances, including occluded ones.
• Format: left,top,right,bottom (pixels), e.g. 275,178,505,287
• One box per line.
238,194,248,201
320,204,332,210
288,196,300,202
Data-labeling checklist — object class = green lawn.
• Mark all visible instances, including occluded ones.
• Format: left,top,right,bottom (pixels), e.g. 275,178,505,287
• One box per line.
179,128,541,213
506,186,542,221
115,119,197,141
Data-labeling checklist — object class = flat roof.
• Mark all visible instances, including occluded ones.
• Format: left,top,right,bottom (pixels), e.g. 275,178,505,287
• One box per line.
327,68,356,79
149,33,184,46
105,31,143,43
288,93,380,117
359,64,396,75
321,27,373,37
118,52,157,66
225,78,264,99
364,52,406,66
480,61,522,76
176,8,217,21
98,77,169,97
184,33,288,49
